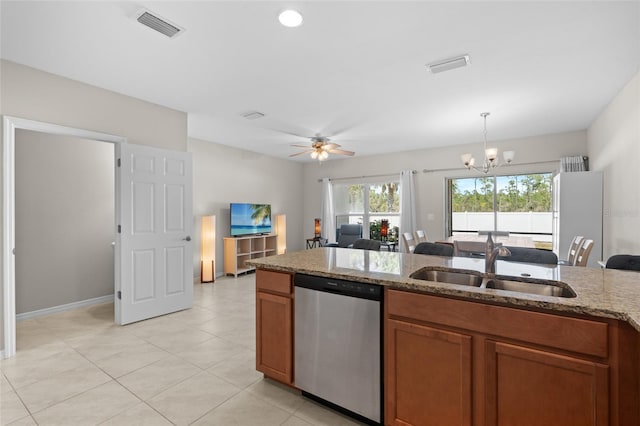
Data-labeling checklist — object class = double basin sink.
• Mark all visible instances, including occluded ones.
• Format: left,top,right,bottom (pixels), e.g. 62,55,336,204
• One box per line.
410,267,576,298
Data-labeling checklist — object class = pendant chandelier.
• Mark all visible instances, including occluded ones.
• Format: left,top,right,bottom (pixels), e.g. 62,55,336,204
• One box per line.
461,112,515,174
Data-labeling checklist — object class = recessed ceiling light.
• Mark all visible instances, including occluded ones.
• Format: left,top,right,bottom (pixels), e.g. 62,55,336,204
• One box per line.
278,10,303,28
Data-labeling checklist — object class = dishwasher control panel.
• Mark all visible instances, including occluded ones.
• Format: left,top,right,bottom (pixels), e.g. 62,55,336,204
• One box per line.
294,273,382,301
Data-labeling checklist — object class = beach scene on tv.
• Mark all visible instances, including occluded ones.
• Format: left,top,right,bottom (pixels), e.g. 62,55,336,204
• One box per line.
231,203,272,236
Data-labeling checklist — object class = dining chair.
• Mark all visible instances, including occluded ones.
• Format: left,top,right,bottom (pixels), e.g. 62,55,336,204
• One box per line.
352,239,381,251
414,229,428,244
498,246,558,265
574,239,594,267
402,232,416,253
559,235,585,265
414,242,454,257
453,240,498,257
605,255,640,271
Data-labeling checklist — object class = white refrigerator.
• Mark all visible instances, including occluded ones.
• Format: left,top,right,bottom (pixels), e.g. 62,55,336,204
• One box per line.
552,171,603,267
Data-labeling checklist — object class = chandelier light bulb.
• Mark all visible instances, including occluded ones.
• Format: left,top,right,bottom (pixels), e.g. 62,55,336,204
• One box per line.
310,150,318,159
461,153,474,168
503,150,515,164
485,147,498,162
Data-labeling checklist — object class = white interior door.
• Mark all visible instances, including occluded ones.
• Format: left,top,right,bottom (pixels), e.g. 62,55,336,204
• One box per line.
115,143,193,325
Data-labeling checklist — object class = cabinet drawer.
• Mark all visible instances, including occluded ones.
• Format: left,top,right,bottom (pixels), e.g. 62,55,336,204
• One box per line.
256,269,293,296
387,289,608,358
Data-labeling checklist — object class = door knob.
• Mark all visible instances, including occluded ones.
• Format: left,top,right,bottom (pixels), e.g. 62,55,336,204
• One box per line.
183,236,191,242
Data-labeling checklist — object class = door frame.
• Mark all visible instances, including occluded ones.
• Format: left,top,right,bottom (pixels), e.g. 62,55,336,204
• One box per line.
2,115,126,358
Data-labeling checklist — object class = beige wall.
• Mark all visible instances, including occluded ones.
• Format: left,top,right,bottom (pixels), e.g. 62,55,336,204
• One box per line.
588,71,640,259
302,131,588,242
189,138,305,278
0,60,187,150
15,130,114,313
1,59,188,352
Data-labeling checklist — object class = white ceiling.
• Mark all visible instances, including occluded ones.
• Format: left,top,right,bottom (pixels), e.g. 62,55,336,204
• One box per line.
2,1,639,162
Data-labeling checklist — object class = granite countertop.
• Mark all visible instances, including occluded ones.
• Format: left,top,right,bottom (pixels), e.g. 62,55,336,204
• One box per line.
247,247,640,332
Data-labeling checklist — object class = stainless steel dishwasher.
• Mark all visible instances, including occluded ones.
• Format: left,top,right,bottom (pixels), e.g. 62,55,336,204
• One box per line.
294,273,382,425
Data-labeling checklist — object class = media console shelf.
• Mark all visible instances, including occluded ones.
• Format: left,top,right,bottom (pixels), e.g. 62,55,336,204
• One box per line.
224,234,278,277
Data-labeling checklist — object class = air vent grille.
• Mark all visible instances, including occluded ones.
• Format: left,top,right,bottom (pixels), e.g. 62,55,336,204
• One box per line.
136,11,183,38
241,111,265,120
427,54,470,74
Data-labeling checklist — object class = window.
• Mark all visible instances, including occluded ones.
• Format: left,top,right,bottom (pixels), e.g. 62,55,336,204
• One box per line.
333,181,400,241
447,173,552,248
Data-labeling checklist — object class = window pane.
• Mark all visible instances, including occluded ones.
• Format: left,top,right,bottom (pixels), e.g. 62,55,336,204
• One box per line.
334,184,364,223
334,181,400,242
450,177,496,232
448,173,553,249
496,174,552,248
368,183,399,213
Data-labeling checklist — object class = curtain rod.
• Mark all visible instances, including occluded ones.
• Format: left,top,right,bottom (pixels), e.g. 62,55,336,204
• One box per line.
422,160,558,174
317,170,417,183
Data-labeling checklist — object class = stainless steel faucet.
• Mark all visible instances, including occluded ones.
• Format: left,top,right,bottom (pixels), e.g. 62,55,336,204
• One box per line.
485,232,511,274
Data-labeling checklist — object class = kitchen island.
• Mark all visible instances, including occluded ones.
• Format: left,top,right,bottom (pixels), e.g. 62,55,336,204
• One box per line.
248,248,640,426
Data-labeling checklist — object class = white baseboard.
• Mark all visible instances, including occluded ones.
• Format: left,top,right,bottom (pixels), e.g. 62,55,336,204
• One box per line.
16,294,114,322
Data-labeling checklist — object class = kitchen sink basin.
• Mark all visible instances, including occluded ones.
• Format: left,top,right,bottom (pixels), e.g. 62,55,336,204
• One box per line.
409,267,576,298
409,268,483,287
483,278,576,298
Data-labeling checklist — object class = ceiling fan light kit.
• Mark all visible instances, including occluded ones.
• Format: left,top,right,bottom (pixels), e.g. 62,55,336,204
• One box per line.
278,10,303,27
461,112,515,174
289,134,355,161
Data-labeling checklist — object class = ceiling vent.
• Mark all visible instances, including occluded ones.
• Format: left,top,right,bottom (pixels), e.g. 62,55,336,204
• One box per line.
427,54,470,74
241,111,265,120
135,10,184,38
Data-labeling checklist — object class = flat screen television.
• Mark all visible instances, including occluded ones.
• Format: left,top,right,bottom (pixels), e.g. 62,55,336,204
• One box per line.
230,203,272,237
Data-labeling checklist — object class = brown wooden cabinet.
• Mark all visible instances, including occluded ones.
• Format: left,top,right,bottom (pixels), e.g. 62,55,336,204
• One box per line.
255,269,294,386
485,340,609,426
385,288,639,426
386,318,472,425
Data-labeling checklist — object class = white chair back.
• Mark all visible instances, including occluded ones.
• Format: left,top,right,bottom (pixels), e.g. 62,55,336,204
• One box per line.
402,232,416,253
414,229,428,243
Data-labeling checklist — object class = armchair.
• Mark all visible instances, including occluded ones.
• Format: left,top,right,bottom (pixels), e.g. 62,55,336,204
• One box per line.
325,224,362,248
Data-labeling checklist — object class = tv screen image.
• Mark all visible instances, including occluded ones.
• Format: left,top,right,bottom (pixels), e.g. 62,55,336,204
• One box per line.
230,203,272,237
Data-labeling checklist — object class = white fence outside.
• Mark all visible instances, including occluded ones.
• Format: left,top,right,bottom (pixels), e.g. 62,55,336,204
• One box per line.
453,212,552,241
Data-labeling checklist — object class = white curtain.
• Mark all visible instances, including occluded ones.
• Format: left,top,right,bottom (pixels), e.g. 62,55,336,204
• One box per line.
321,178,336,244
399,170,417,252
560,156,587,172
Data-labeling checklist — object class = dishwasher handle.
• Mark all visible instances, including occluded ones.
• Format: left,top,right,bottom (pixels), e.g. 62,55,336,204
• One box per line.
294,273,382,301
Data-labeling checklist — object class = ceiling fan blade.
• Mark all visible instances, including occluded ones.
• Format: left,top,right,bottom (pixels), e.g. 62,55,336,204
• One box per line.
277,129,311,138
327,148,355,156
321,119,365,138
289,150,313,157
321,143,341,151
290,143,312,148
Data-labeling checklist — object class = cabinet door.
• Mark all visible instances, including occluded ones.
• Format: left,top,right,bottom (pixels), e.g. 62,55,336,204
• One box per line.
485,340,609,426
386,319,472,426
256,291,293,385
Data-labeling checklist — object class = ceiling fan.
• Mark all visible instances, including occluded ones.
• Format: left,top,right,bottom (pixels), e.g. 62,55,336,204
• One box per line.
289,134,355,161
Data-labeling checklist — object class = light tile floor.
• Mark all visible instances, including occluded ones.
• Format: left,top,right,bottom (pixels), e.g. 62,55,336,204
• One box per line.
0,274,362,426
